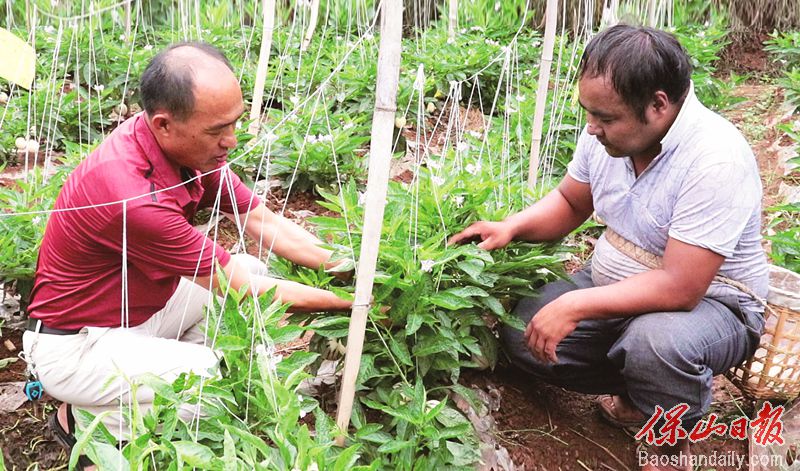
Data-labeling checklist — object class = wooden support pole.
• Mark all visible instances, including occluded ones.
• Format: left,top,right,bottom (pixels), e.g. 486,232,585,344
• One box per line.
647,0,657,27
335,0,403,447
301,0,321,52
527,0,558,191
124,0,132,41
448,0,457,41
248,0,276,135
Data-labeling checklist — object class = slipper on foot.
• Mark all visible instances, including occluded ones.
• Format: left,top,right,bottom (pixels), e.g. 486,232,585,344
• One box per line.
49,404,93,469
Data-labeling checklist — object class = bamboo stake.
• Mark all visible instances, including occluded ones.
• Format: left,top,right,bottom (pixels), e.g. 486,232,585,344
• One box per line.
647,0,657,27
527,0,558,191
301,0,321,52
335,0,403,447
125,0,132,42
448,0,457,41
248,0,276,135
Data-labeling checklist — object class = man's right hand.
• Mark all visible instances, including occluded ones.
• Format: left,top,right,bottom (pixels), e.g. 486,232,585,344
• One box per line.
448,221,515,250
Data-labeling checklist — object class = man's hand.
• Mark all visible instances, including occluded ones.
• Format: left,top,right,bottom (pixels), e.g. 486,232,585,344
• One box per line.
448,221,515,250
524,291,583,364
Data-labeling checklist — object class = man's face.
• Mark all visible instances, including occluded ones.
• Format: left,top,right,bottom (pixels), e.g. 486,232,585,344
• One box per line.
159,71,245,173
577,75,663,161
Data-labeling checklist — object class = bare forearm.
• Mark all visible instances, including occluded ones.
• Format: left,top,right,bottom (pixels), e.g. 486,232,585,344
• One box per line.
238,208,332,269
564,270,702,323
253,277,352,312
505,187,591,242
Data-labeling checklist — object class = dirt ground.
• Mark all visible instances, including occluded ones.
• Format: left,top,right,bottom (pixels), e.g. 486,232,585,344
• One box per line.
0,63,798,470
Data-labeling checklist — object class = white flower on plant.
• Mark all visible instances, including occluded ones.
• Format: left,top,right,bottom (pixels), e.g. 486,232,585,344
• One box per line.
447,37,455,45
500,45,509,54
265,131,278,143
279,54,290,62
494,1,501,10
289,95,300,105
308,463,319,471
425,399,441,411
524,69,533,75
465,162,482,175
255,344,282,373
454,195,464,207
517,94,527,102
144,44,153,51
420,259,435,272
358,191,367,206
343,122,355,130
431,175,445,186
456,141,469,152
305,134,318,144
317,133,333,143
364,32,374,41
470,26,482,32
484,39,499,47
467,130,482,139
93,84,104,93
427,159,442,170
32,216,42,225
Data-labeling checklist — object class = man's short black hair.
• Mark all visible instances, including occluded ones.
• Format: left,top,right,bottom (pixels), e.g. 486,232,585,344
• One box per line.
139,42,233,121
578,25,692,122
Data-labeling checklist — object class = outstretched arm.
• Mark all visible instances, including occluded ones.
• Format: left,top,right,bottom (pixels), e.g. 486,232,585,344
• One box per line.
449,175,594,249
229,202,337,270
192,256,352,312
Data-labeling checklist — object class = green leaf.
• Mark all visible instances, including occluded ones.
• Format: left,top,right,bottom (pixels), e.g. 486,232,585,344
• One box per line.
456,259,484,279
405,310,424,335
223,430,237,468
87,442,128,471
413,336,458,357
389,332,414,366
480,296,505,316
444,286,490,298
173,441,215,467
333,444,361,471
446,440,481,466
136,373,178,402
377,439,414,454
427,292,474,310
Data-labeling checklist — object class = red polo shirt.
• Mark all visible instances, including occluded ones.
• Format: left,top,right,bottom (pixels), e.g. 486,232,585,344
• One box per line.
28,114,259,329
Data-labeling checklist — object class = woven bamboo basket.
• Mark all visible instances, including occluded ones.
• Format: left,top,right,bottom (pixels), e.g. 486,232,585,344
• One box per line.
726,266,800,401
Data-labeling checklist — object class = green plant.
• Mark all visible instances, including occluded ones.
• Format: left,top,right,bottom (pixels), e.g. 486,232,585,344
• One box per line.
71,287,379,469
766,203,800,274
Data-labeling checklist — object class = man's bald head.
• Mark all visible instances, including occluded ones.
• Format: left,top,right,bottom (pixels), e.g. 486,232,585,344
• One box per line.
140,42,235,121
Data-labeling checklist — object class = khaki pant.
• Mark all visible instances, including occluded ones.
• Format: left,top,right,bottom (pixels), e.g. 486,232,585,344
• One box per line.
22,254,266,439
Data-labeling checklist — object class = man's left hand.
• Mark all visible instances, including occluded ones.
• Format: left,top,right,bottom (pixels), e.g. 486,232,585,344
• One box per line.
524,292,583,364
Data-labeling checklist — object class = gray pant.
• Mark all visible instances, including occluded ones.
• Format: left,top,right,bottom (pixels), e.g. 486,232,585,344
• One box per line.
499,267,764,429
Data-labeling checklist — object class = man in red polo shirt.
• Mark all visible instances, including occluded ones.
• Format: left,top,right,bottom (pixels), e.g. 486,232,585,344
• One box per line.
22,42,351,460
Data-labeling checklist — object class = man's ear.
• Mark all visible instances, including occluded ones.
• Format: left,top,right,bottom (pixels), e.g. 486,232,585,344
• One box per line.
651,90,671,115
149,111,172,136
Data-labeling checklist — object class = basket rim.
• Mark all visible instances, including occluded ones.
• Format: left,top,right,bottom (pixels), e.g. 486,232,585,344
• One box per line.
769,265,800,301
